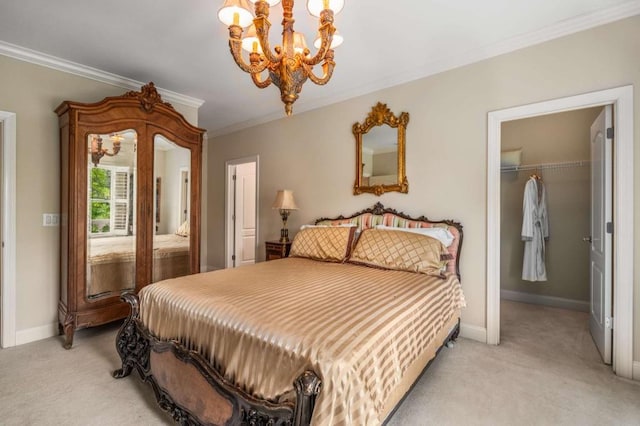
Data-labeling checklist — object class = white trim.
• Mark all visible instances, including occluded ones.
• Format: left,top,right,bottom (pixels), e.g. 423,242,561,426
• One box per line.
15,322,58,346
487,85,634,380
633,361,640,381
225,164,236,269
0,111,17,349
208,1,640,137
460,323,487,343
487,111,502,347
0,41,204,109
200,134,208,272
225,156,260,269
501,289,589,313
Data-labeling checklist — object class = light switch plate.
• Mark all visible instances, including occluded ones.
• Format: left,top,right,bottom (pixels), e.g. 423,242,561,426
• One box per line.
43,213,60,227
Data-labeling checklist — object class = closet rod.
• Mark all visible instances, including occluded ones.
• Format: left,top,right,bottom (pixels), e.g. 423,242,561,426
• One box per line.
500,160,590,173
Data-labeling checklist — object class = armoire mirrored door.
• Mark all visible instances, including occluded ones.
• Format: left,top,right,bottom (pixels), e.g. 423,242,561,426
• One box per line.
86,130,138,299
152,134,191,283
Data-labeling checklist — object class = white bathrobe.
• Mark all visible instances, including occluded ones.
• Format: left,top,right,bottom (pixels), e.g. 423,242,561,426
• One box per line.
521,177,549,281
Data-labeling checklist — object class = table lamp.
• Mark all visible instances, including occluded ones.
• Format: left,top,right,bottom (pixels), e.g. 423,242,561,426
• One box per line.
272,189,298,242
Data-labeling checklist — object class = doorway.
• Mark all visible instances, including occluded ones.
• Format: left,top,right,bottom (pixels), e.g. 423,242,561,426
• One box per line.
178,167,189,224
486,86,634,379
0,111,17,349
499,106,609,362
225,156,259,268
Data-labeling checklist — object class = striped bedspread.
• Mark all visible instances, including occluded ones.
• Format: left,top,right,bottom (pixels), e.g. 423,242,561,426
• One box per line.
139,257,465,425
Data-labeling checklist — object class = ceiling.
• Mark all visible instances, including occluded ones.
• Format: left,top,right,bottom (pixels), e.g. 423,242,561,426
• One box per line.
0,0,638,136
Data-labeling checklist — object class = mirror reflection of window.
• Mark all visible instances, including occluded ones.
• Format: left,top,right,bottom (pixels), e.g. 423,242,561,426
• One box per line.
152,134,191,283
89,166,130,235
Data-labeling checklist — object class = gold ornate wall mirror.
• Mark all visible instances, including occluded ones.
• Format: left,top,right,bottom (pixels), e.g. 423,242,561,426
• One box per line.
353,102,409,196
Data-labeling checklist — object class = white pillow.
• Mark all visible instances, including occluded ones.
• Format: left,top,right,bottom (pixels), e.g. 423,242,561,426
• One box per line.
300,224,356,230
375,224,455,247
175,220,190,237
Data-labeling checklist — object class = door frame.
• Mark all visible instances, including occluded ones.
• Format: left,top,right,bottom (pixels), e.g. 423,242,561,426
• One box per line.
225,155,259,268
0,111,17,348
178,166,190,226
486,85,634,379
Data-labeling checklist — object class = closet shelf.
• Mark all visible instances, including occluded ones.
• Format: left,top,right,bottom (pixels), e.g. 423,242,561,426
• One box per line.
500,160,590,173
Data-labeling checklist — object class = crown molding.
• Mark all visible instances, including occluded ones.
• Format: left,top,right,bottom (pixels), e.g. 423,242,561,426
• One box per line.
336,1,640,114
210,0,640,137
0,41,205,109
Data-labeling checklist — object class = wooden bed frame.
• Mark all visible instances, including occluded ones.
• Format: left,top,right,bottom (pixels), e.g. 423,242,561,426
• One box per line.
113,203,463,425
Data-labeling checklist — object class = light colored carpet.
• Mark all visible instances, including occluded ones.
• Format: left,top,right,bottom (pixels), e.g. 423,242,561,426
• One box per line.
0,301,638,425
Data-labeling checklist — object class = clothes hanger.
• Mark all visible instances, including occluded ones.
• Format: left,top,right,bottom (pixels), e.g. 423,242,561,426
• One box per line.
530,166,543,181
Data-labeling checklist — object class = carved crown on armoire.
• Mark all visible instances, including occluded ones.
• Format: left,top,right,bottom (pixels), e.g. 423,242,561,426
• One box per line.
55,83,205,349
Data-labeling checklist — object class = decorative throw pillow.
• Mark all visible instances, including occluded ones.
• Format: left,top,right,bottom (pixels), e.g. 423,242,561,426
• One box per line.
290,226,356,262
348,229,449,277
175,220,190,237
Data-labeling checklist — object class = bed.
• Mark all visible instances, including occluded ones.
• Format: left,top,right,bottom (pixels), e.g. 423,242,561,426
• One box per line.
87,234,190,297
113,203,465,425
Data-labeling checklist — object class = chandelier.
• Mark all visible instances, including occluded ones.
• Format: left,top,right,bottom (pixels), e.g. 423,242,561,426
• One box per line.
218,0,344,116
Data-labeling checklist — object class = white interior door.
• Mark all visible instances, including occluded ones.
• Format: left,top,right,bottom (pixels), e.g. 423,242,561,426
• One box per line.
589,105,612,365
234,162,256,267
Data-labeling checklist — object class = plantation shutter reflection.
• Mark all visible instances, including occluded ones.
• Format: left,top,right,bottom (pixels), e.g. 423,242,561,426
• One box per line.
113,170,130,233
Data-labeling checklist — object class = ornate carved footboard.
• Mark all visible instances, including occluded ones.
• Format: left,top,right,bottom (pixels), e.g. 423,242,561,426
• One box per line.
113,293,321,426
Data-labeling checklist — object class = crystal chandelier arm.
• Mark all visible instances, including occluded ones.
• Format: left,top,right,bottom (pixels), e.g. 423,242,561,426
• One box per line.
301,50,335,85
254,17,283,65
302,22,334,66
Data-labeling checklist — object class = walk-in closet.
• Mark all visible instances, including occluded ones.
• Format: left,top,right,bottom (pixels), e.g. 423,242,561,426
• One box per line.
499,106,610,363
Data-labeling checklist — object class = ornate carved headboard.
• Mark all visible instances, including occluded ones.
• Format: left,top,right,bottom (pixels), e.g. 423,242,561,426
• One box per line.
315,203,463,280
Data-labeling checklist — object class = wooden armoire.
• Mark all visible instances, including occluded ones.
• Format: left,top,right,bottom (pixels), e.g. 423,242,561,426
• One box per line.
56,83,205,348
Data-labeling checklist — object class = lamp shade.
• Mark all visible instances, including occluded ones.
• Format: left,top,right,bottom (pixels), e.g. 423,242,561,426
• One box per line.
272,190,298,210
307,0,344,17
314,30,343,49
293,32,308,55
218,0,254,27
241,24,263,53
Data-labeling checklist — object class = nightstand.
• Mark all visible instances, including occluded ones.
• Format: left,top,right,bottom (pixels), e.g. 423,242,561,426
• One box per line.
265,241,292,261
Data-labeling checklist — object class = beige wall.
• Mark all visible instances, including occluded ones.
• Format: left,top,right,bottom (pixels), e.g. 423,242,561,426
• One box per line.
500,107,601,302
0,55,198,335
208,16,640,362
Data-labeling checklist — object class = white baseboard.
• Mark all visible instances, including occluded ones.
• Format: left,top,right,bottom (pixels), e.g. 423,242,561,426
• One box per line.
633,361,640,381
460,322,487,343
501,289,589,313
15,322,58,346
